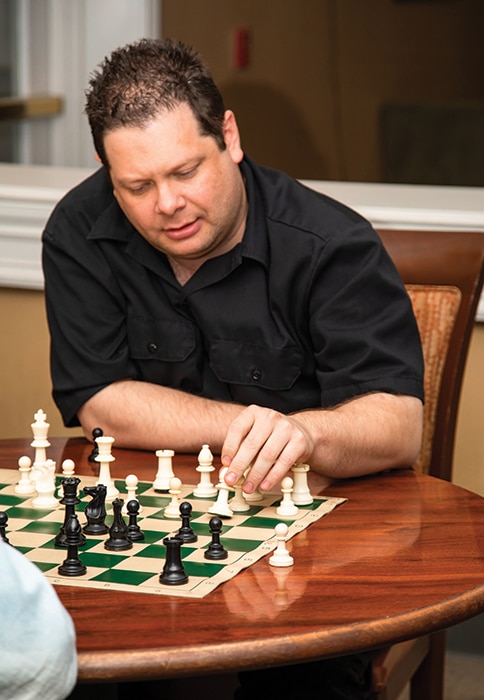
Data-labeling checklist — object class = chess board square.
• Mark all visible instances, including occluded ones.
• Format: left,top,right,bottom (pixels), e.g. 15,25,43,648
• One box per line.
114,555,161,574
183,560,226,577
12,531,56,549
92,568,155,586
6,506,52,521
138,494,170,509
132,527,171,544
79,550,130,569
0,493,25,506
33,561,59,574
223,525,275,540
215,537,264,552
133,543,166,559
20,520,62,535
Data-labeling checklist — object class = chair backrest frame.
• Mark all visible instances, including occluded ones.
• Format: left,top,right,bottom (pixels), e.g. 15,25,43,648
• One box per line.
376,228,484,481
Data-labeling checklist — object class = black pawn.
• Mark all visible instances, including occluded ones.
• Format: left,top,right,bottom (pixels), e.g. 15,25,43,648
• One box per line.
159,536,188,585
126,500,145,542
55,477,85,547
177,501,197,543
0,511,10,545
88,427,104,462
104,498,132,551
84,484,109,535
204,516,228,560
58,513,87,576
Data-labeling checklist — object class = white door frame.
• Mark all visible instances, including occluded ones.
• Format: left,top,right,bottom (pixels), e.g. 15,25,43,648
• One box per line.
15,0,160,167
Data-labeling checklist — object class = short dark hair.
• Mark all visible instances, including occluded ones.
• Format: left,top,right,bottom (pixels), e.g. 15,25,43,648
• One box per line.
85,38,226,167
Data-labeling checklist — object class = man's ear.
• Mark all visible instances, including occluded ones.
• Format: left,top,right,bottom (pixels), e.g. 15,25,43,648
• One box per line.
223,110,244,164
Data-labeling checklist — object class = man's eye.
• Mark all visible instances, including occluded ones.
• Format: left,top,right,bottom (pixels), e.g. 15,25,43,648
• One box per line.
178,167,197,179
130,184,149,195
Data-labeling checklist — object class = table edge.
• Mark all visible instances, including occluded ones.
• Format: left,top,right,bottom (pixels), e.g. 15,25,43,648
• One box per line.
76,584,484,683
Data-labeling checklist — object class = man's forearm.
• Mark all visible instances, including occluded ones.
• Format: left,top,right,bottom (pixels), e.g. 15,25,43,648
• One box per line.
292,393,423,478
77,379,244,452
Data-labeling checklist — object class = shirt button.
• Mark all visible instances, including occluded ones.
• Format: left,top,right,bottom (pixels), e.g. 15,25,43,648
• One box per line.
147,342,158,354
251,368,262,381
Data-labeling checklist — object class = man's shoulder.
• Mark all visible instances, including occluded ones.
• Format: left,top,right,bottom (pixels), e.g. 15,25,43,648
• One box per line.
58,166,112,209
246,157,368,239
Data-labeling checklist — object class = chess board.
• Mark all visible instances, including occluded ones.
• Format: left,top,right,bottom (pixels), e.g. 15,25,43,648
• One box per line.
0,468,346,599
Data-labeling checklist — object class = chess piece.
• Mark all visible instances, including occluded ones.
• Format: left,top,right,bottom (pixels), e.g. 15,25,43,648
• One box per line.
105,498,132,551
153,449,175,492
159,536,188,585
56,476,85,547
177,501,197,543
95,435,119,501
58,459,75,498
229,475,250,512
208,467,233,518
269,523,294,567
88,427,103,462
14,455,35,495
30,409,50,479
0,511,10,544
58,513,87,576
241,465,263,502
291,463,313,505
193,444,217,498
204,516,228,560
122,474,141,515
126,500,145,542
276,476,299,517
83,484,109,535
164,477,183,518
31,459,58,508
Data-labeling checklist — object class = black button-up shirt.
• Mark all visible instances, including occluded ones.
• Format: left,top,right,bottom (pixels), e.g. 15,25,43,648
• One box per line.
42,156,424,427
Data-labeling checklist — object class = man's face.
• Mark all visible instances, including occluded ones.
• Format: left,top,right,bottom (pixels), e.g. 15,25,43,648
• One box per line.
104,104,247,277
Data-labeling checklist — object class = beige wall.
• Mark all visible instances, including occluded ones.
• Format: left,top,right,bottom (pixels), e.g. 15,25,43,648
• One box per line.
162,0,484,183
0,288,82,440
0,287,482,496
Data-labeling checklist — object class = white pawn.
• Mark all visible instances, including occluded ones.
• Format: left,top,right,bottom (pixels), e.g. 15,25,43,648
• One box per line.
164,476,182,518
193,444,217,498
269,523,294,567
58,458,75,497
32,459,58,508
208,467,233,518
230,475,250,512
15,455,36,495
276,476,299,517
291,463,313,505
122,474,141,514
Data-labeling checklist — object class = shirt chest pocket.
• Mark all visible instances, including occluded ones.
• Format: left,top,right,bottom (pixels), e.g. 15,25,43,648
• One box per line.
127,316,196,362
209,340,302,391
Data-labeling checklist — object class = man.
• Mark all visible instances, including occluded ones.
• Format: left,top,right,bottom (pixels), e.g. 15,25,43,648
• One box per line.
0,538,77,699
42,38,423,699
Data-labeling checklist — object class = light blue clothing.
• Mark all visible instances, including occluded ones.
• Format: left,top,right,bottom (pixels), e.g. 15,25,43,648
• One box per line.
0,538,77,699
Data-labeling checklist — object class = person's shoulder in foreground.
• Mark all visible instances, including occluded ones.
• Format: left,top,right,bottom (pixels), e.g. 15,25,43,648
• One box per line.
0,538,77,699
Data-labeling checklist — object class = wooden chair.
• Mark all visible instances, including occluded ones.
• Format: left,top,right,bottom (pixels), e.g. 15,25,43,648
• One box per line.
370,229,484,700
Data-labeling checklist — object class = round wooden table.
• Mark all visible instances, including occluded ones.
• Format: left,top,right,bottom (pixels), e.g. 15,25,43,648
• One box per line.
1,436,483,683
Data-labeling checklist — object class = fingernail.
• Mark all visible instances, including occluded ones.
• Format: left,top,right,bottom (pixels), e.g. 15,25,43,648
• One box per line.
221,455,232,466
225,471,237,485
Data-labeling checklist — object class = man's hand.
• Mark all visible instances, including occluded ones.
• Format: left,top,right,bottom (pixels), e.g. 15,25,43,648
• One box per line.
221,405,314,493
